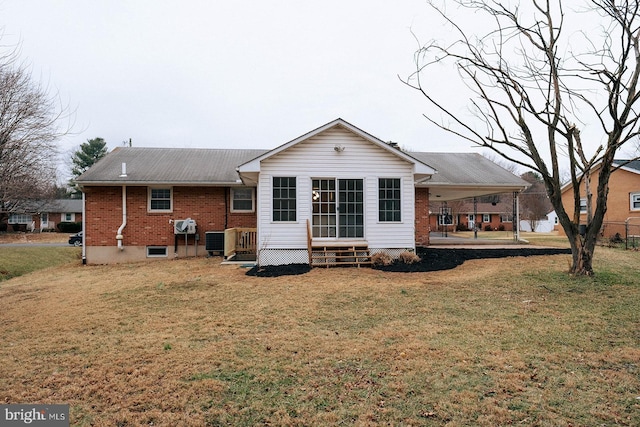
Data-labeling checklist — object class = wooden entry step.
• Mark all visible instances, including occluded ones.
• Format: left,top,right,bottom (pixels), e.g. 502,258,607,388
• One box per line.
310,244,371,268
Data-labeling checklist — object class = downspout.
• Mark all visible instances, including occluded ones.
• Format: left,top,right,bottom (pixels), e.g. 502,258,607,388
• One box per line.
116,163,127,250
117,185,127,250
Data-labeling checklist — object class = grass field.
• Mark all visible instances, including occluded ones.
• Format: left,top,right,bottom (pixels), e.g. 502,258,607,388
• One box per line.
0,240,638,426
0,233,79,281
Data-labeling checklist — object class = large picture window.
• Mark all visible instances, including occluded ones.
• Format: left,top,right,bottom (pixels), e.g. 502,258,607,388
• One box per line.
149,187,172,212
8,213,31,224
378,178,401,222
231,187,254,212
273,177,296,221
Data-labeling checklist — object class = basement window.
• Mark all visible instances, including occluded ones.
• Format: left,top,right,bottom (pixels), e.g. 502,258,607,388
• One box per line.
147,246,168,257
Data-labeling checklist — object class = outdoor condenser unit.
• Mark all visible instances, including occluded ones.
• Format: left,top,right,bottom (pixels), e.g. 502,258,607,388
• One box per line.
205,231,225,254
174,218,197,234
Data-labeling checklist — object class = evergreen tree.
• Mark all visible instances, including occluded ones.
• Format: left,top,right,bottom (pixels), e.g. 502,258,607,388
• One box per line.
71,138,108,178
69,138,108,198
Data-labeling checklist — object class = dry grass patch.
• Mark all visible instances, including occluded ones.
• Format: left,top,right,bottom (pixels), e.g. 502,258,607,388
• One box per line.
0,250,639,426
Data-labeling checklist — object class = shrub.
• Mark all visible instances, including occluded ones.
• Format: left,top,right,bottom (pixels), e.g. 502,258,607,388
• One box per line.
456,223,468,231
484,224,493,231
0,222,7,232
398,251,421,264
610,233,624,244
371,252,393,267
57,222,82,233
498,224,505,231
12,224,27,232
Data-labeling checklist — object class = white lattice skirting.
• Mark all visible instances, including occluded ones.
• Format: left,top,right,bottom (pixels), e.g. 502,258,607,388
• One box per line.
258,249,310,266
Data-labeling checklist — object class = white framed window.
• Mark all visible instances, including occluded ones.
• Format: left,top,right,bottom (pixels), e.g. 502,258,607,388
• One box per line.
148,187,172,212
500,214,513,223
378,178,401,222
273,177,297,222
630,192,640,211
483,214,491,223
438,207,453,226
8,213,31,224
580,198,587,213
147,246,168,257
63,213,75,222
231,187,255,212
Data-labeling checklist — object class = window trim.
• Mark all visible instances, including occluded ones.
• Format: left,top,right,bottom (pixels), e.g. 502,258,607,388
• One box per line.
63,212,76,222
483,214,491,223
272,176,297,222
230,187,255,213
378,178,402,223
579,198,587,213
500,214,513,223
630,192,640,211
8,213,32,224
148,187,173,213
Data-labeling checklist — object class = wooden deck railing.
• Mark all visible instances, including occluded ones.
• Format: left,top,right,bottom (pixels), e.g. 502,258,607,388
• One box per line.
224,228,257,259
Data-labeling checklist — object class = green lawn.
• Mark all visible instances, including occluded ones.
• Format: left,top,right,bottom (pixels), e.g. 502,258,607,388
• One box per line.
0,246,81,281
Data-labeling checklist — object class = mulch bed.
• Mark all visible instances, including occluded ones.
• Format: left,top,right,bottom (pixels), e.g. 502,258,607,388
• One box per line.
246,247,572,277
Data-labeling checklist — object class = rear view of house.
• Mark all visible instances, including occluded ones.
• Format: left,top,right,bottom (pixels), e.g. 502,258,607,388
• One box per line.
76,119,529,265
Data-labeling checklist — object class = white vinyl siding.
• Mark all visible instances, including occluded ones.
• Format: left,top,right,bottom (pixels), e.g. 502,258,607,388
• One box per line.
256,127,416,251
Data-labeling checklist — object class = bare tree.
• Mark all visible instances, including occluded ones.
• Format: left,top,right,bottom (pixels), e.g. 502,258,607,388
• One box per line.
520,172,553,232
0,43,70,223
404,0,640,276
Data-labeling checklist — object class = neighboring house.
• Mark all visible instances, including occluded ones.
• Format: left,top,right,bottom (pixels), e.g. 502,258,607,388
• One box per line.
76,118,529,265
6,199,83,232
560,159,640,238
429,198,517,232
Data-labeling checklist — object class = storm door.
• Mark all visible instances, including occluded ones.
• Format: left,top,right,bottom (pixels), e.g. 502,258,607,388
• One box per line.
312,179,364,238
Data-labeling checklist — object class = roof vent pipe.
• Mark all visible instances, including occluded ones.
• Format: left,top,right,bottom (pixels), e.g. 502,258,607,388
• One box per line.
120,162,127,178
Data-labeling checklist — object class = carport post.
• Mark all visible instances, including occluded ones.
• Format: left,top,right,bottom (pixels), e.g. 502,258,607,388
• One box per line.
513,192,520,242
473,197,478,239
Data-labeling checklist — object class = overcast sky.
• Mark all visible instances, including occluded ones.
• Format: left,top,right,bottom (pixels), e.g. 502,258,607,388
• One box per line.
2,0,474,174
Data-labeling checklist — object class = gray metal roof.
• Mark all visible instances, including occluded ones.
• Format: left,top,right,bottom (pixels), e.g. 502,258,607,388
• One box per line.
410,152,527,186
76,147,269,185
16,199,83,214
614,159,640,173
76,148,528,201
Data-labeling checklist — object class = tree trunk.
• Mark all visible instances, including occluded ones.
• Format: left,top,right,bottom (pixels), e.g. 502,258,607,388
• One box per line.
568,232,595,276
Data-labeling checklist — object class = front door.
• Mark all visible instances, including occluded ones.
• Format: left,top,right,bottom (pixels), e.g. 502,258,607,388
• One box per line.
312,178,364,239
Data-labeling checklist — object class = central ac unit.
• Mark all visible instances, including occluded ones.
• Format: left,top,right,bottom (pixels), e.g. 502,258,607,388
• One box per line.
174,218,197,234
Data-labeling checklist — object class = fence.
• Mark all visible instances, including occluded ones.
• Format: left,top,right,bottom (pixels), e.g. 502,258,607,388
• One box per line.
600,219,640,249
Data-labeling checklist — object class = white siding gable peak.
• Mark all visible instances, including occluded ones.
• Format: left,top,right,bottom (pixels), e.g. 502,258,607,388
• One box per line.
236,118,437,178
